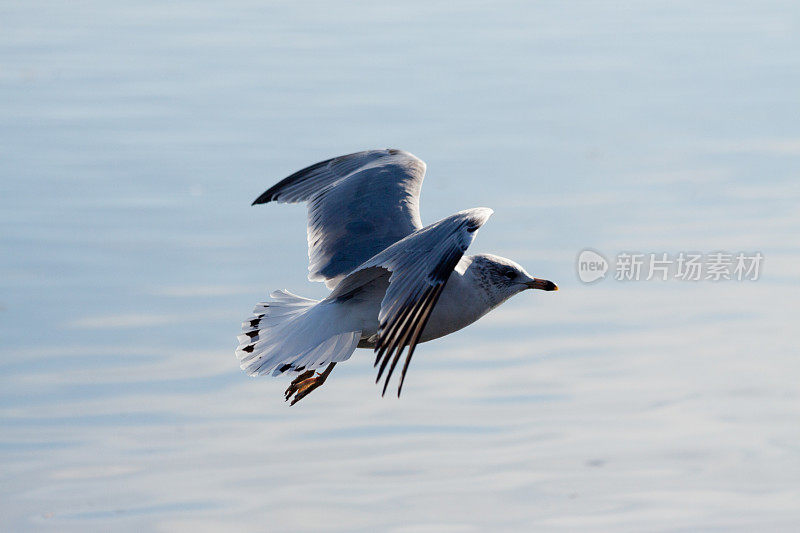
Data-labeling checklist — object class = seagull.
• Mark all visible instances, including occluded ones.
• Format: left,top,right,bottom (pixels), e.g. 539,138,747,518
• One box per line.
237,149,558,404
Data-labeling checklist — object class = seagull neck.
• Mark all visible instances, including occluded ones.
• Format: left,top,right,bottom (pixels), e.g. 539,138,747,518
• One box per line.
461,259,503,309
420,270,491,343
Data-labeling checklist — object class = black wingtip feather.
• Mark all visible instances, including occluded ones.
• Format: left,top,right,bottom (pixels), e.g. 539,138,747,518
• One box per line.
252,155,344,206
396,285,444,397
371,243,464,397
252,190,277,205
381,346,406,397
373,283,446,397
374,290,425,382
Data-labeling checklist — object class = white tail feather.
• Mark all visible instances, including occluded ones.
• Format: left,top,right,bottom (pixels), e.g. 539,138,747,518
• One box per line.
236,289,361,377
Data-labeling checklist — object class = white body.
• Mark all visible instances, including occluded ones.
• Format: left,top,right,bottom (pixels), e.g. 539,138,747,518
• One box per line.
349,257,493,347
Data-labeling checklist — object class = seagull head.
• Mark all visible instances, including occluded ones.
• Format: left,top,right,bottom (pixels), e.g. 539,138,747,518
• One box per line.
469,254,558,307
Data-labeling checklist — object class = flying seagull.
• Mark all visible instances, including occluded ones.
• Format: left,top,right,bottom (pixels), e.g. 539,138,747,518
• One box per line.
237,149,558,404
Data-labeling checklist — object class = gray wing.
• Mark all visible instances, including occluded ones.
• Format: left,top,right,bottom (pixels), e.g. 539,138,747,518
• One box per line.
253,149,427,289
329,207,494,396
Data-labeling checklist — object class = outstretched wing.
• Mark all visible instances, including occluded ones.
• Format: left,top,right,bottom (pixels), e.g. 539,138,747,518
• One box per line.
253,149,427,289
329,208,494,397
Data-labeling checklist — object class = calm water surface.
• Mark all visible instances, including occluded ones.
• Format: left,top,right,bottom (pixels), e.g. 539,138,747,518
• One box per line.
1,1,799,531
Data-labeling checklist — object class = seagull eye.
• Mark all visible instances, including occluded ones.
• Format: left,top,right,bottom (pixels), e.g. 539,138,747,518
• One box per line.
504,270,516,279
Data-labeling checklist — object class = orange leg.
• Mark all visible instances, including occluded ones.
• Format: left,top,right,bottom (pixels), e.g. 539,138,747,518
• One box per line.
284,363,336,405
